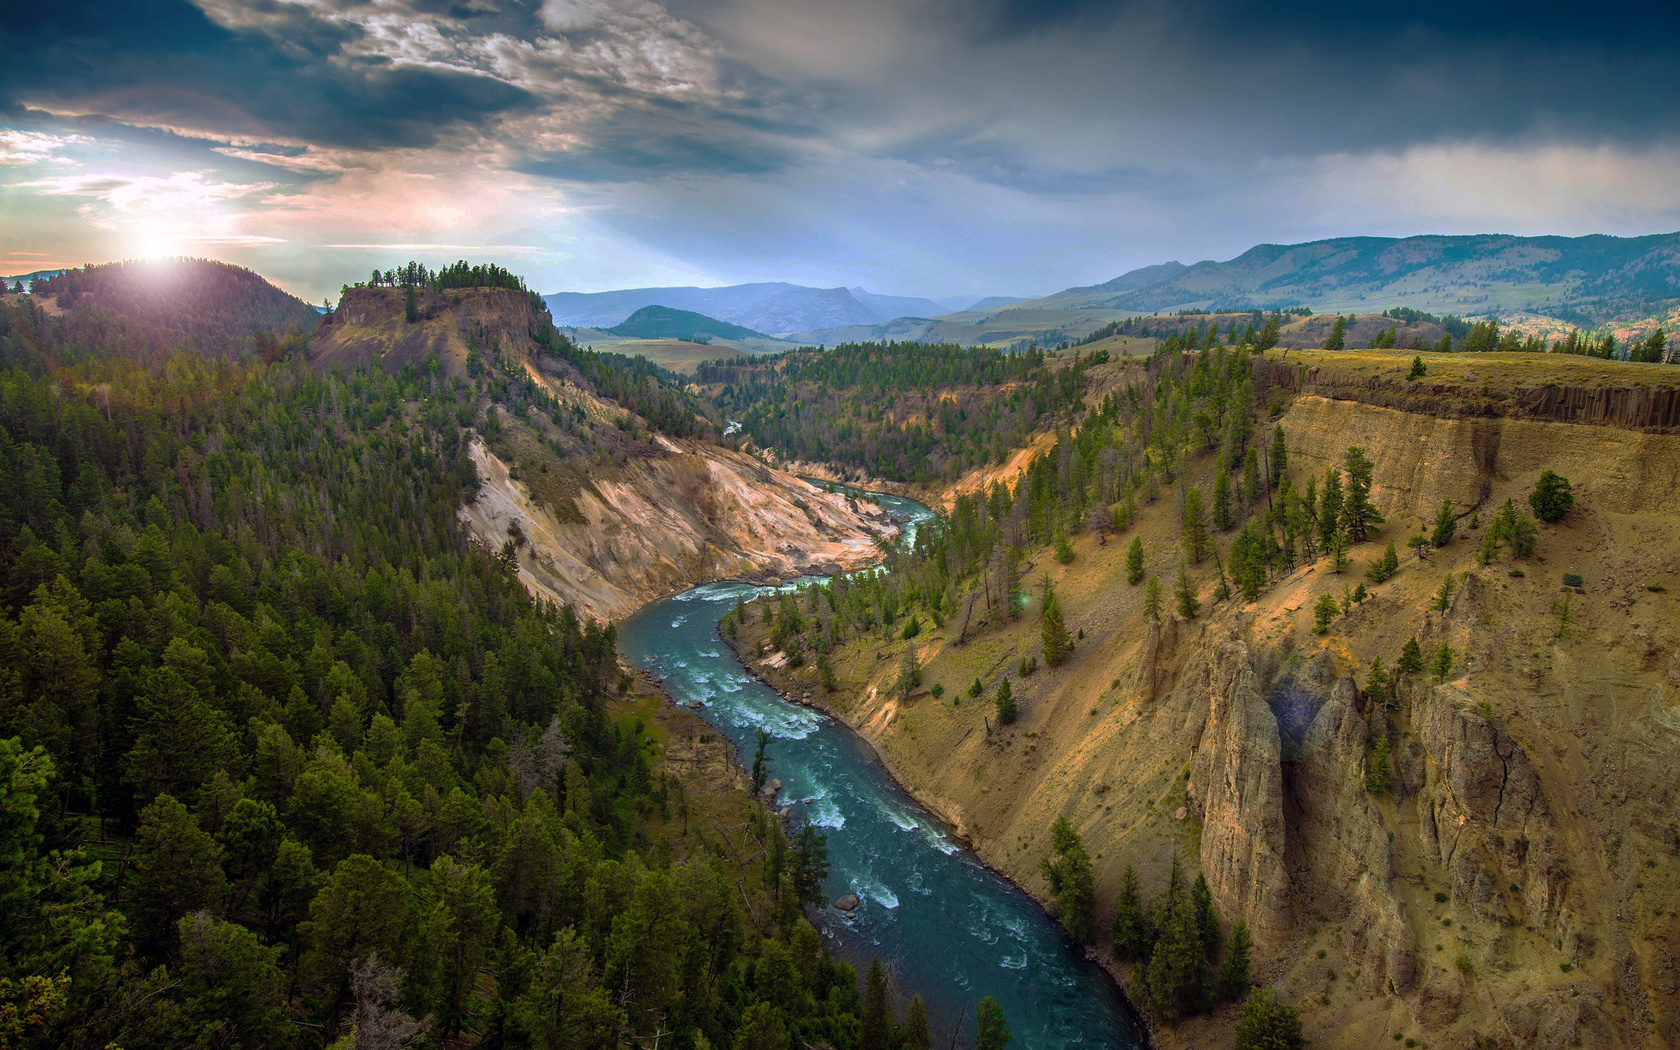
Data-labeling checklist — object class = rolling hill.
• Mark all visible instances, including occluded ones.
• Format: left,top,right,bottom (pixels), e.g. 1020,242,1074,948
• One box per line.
605,304,772,342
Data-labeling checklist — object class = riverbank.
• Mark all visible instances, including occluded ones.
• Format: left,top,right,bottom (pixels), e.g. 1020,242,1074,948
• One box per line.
721,627,1166,1050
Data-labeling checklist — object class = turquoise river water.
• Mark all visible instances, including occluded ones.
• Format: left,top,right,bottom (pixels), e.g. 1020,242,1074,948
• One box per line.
616,491,1142,1049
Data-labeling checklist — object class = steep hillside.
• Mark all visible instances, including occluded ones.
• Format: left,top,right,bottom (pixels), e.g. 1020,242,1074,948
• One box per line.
731,348,1680,1050
1032,233,1680,324
311,282,896,622
21,257,319,361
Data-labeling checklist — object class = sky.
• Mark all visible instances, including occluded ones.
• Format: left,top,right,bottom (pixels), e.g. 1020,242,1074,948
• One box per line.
4,0,1680,304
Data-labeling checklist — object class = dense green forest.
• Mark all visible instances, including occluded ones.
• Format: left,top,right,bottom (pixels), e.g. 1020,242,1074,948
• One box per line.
698,342,1105,483
27,259,320,363
0,288,921,1049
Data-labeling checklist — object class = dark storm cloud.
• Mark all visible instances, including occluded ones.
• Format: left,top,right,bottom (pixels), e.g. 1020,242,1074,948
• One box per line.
0,0,536,150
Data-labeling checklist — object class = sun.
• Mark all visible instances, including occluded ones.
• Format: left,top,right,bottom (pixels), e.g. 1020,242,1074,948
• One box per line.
128,226,180,261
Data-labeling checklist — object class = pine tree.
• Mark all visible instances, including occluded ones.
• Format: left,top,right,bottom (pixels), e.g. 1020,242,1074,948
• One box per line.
1216,920,1252,1001
1312,593,1339,633
1269,424,1287,488
900,995,932,1050
1233,986,1305,1050
1175,562,1200,620
995,677,1016,726
975,997,1012,1050
1430,641,1454,681
1396,636,1424,678
1364,657,1389,703
1431,498,1457,549
1041,816,1096,942
1364,540,1399,584
1112,864,1147,959
1434,575,1455,612
1338,446,1383,541
1242,447,1262,506
1041,581,1073,667
1181,488,1210,563
1529,470,1573,523
1367,734,1392,794
861,958,894,1050
1318,467,1343,553
1144,576,1162,623
1191,873,1221,961
1324,314,1346,351
1408,355,1427,380
1213,466,1232,530
1126,536,1146,585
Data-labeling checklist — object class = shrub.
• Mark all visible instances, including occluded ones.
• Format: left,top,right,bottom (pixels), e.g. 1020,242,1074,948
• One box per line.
1233,987,1306,1050
1312,593,1340,633
1562,572,1583,588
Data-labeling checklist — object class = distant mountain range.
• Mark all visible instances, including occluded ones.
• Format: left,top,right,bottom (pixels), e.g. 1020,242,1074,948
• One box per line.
544,283,988,337
1027,232,1680,321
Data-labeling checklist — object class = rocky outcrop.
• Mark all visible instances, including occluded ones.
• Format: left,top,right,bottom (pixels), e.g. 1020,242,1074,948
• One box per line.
1415,690,1571,932
1187,639,1294,947
461,436,895,623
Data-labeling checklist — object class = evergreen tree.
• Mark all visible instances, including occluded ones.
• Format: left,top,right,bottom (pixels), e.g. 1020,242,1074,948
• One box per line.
1338,446,1383,541
1216,920,1252,1002
129,794,229,956
1126,536,1146,585
1041,581,1073,667
1430,641,1454,682
1434,575,1455,612
1324,314,1346,351
1181,488,1210,563
1364,657,1389,704
1242,447,1262,507
1175,563,1200,620
1408,355,1427,379
897,642,922,698
1268,425,1287,488
1233,986,1305,1050
751,728,772,794
1041,816,1096,942
1529,470,1574,523
975,996,1012,1050
1396,636,1425,678
1213,466,1232,530
995,677,1017,726
1112,864,1147,959
1364,540,1400,584
1367,734,1392,794
901,995,932,1050
1312,593,1339,633
1190,873,1221,961
861,958,894,1050
1431,498,1457,549
1256,312,1281,352
1144,577,1163,623
1318,467,1343,553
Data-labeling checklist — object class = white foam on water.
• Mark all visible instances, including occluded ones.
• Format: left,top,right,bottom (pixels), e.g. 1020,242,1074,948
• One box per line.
1000,952,1027,970
884,809,920,832
920,825,961,855
809,799,846,829
697,649,719,658
869,885,900,909
671,619,682,628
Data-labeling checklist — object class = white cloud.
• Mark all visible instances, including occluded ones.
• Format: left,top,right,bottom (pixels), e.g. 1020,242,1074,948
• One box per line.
0,130,94,165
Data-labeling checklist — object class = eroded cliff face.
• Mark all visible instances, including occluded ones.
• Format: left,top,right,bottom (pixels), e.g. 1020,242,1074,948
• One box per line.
736,396,1680,1050
462,435,896,623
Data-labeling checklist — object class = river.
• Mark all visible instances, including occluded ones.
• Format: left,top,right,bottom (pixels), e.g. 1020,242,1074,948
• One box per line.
616,491,1142,1049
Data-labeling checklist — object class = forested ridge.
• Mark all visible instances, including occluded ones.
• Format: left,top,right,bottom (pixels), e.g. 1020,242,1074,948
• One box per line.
698,342,1104,483
0,283,924,1050
26,259,321,363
